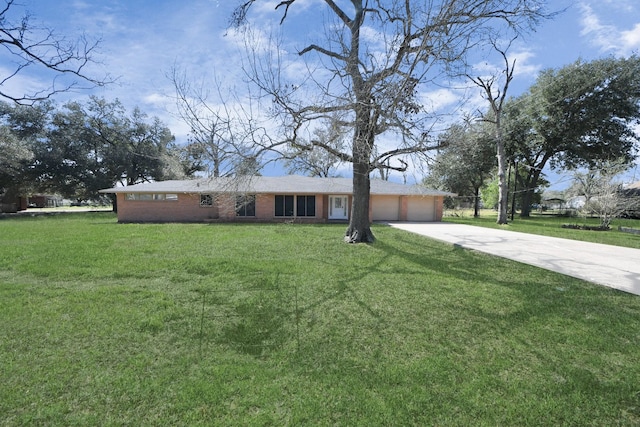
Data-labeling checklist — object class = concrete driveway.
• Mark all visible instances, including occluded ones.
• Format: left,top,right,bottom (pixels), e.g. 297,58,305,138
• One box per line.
387,222,640,297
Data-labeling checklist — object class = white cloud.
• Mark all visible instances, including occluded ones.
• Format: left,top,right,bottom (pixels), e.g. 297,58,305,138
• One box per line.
621,23,640,50
419,88,462,113
511,50,541,79
579,3,640,55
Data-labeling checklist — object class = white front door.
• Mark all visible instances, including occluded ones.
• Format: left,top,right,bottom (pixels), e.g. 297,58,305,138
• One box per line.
329,195,349,220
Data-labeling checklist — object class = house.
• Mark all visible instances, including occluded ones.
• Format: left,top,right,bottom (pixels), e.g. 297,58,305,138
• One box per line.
621,181,640,218
99,175,454,223
27,194,63,208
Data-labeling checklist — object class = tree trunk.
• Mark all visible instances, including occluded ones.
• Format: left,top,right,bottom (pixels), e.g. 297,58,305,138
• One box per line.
519,168,542,217
520,187,534,217
345,111,375,243
345,167,374,243
496,139,509,224
345,156,374,243
473,186,480,218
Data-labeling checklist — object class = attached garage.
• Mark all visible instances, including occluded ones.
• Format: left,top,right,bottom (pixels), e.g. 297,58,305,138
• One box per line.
371,195,400,221
407,196,436,222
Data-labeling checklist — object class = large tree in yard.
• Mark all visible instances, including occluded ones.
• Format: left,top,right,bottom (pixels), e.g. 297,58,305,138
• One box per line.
425,122,495,217
468,38,516,224
0,100,50,205
504,56,640,217
233,0,550,242
29,97,188,202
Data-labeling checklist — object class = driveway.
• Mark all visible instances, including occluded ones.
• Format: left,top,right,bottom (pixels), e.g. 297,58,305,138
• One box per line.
387,222,640,297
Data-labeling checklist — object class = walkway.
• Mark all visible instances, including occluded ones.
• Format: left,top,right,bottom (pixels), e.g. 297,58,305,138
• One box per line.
387,222,640,296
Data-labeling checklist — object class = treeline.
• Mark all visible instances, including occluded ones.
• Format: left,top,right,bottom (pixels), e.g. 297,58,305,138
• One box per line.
0,96,203,207
425,56,640,217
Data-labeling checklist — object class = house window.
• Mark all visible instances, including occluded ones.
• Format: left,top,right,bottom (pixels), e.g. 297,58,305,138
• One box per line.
296,195,315,217
200,194,213,207
124,193,178,201
275,195,294,216
275,195,315,217
236,195,256,216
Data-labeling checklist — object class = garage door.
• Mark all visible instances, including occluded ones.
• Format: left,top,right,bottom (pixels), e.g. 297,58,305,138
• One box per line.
372,195,400,221
407,197,435,221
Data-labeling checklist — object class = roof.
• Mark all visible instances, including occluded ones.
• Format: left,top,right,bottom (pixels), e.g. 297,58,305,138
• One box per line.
100,175,455,197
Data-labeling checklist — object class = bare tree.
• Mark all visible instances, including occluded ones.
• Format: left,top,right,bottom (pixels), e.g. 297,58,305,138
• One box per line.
570,160,640,228
168,66,259,177
284,116,346,177
233,0,551,242
0,0,112,104
467,38,516,224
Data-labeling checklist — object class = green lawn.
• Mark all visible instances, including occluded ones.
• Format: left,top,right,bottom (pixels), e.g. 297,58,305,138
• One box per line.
444,210,640,249
1,212,639,426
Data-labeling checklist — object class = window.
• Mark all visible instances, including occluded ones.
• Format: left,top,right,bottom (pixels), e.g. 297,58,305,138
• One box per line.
124,193,178,201
200,194,213,207
275,195,294,217
236,195,256,216
275,195,315,217
296,195,316,217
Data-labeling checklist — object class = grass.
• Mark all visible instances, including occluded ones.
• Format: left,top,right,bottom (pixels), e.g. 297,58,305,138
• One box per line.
1,212,639,425
444,209,640,249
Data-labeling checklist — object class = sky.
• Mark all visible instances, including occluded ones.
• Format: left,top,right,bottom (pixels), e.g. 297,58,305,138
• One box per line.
2,0,640,188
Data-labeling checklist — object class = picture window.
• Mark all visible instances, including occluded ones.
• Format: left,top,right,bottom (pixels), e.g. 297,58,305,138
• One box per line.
236,195,256,216
275,195,315,217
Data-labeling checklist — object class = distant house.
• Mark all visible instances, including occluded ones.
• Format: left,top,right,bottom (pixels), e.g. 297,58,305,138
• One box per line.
99,175,454,223
622,181,640,218
28,194,63,208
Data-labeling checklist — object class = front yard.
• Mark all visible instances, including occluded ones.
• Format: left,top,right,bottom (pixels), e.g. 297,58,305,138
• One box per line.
1,212,639,425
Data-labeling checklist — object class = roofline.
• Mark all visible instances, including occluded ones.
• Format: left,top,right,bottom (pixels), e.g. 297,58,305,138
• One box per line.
98,176,456,197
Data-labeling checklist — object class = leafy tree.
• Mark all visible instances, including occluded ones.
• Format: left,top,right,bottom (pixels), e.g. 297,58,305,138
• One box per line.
504,56,640,217
480,164,546,214
481,176,499,210
29,97,188,202
0,125,32,203
1,98,194,205
0,101,51,204
425,122,495,217
0,0,111,103
30,101,104,200
232,0,550,243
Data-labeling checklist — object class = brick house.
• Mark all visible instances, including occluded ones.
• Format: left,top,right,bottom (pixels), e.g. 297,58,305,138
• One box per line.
100,175,454,223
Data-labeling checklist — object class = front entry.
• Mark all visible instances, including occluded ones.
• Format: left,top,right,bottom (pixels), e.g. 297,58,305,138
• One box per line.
329,195,349,220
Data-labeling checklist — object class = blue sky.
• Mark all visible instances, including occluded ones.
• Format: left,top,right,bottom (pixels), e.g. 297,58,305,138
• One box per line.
2,0,640,187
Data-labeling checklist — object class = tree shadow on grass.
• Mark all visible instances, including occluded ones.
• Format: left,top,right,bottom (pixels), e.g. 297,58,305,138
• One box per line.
217,290,293,358
283,230,640,424
199,275,297,359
